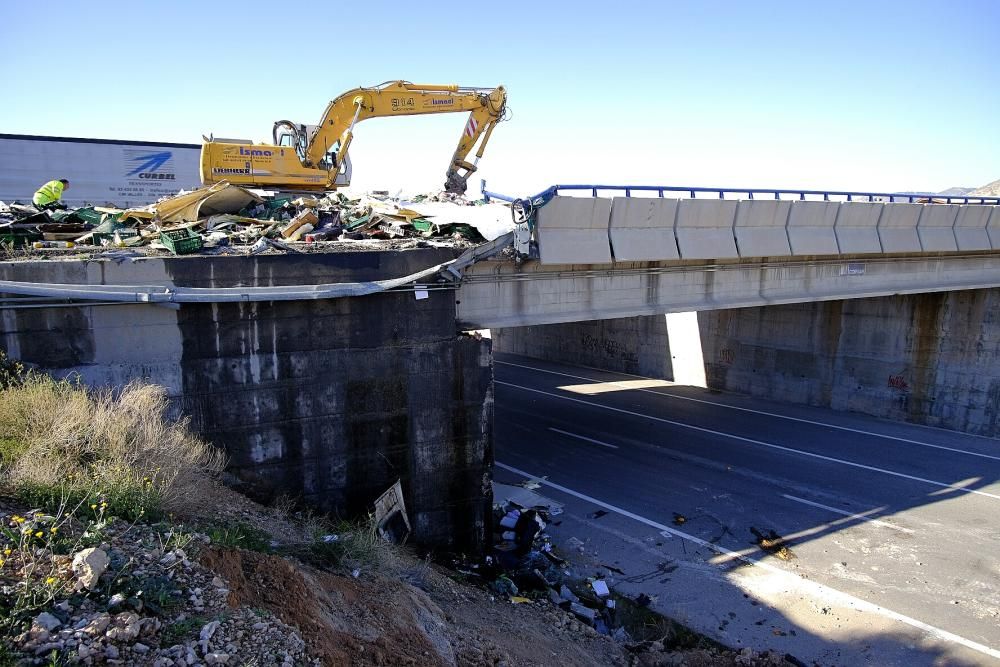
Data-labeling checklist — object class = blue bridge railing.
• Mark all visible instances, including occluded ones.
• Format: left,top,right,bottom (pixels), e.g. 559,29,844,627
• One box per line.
481,181,1000,206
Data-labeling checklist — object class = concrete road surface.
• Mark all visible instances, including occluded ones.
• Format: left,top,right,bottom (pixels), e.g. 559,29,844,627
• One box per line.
493,353,1000,666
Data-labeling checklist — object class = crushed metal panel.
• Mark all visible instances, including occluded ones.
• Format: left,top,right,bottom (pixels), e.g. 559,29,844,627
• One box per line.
733,200,791,257
131,181,263,223
536,196,613,264
953,205,992,251
834,202,883,254
916,204,959,252
675,199,738,259
876,203,922,253
373,480,411,544
608,197,679,261
786,200,840,255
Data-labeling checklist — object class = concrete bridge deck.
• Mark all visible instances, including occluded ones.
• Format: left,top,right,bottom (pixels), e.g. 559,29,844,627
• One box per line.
458,186,1000,327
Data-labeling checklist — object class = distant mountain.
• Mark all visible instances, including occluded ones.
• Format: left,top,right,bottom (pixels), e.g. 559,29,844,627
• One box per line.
969,179,1000,197
897,179,998,198
937,186,975,196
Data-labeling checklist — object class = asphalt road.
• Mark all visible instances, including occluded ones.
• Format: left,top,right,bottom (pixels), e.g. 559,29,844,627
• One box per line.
493,353,1000,666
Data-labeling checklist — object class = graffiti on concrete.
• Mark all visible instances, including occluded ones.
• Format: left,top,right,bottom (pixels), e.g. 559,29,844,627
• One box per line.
887,375,910,391
581,333,638,363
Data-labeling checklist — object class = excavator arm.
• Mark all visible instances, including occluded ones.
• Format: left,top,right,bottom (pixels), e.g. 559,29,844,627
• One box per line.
201,81,507,194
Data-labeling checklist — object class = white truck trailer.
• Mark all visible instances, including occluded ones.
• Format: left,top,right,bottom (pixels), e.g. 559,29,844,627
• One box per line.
0,134,200,208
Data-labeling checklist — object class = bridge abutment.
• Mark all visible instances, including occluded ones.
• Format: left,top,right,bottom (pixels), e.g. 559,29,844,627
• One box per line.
0,250,494,553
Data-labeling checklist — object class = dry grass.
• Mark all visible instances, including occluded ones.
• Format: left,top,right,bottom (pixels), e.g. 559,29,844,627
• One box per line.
0,373,225,519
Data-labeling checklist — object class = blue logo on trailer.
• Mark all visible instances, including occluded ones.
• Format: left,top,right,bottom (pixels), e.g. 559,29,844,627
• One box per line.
126,151,176,180
127,151,172,175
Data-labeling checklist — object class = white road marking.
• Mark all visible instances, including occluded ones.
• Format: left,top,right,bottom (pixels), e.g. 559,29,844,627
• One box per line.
495,460,1000,662
496,380,1000,501
549,427,619,449
496,360,1000,462
781,494,915,534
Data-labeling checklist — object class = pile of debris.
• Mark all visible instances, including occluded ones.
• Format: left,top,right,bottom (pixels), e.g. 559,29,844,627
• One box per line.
462,482,804,666
0,182,514,256
451,481,629,640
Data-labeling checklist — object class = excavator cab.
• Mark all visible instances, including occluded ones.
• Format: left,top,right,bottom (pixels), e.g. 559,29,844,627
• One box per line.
272,121,312,162
269,122,348,186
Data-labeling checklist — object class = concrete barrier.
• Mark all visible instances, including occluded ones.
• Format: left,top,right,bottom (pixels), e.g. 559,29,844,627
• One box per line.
609,197,680,261
537,197,613,264
675,199,739,259
834,202,883,254
917,205,959,252
876,203,922,253
989,208,1000,250
954,205,993,251
786,201,840,255
733,200,792,257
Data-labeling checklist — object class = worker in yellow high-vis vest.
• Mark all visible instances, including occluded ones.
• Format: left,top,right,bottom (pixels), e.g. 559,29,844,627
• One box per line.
32,179,70,209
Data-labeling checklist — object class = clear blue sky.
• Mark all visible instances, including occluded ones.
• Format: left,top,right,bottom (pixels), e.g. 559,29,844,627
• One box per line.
1,0,997,195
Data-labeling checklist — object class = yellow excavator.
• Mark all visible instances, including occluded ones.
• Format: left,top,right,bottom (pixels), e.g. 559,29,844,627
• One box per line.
200,80,507,194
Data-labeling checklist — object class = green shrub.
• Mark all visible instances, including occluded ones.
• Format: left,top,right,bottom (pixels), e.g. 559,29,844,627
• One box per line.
205,523,273,553
0,351,25,390
0,375,225,520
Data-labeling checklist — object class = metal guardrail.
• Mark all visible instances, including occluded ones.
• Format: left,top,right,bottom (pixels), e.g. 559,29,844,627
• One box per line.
481,180,1000,206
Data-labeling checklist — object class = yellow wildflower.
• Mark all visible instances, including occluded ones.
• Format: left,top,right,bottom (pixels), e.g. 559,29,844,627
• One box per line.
90,504,97,510
11,515,25,524
45,577,57,585
50,527,58,534
34,531,43,538
3,548,10,556
0,559,5,568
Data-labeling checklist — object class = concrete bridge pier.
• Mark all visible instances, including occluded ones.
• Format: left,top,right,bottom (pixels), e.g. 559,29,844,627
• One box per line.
0,249,494,553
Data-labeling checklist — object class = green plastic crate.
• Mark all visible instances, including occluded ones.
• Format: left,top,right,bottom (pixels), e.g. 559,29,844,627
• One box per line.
93,228,139,245
159,228,203,255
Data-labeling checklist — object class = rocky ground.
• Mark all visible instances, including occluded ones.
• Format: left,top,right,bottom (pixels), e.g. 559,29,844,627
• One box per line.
0,483,799,666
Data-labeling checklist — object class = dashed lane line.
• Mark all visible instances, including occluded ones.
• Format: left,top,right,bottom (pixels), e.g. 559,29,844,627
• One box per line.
495,380,1000,501
549,427,619,449
496,360,1000,463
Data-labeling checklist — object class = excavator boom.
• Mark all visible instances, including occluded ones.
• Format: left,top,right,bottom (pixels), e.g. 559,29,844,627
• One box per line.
201,81,507,194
